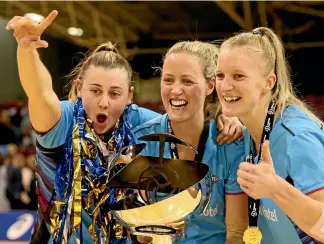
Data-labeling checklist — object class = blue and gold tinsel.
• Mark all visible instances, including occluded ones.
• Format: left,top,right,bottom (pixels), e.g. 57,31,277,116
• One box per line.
50,98,135,244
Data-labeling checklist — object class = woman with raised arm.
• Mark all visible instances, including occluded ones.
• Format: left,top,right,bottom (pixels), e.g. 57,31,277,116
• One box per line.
6,10,160,244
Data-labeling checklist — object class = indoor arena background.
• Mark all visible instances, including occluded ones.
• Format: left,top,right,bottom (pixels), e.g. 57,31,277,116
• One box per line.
0,1,323,243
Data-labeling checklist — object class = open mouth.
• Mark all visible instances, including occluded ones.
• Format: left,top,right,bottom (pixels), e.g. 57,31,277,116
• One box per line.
96,113,108,124
169,99,188,108
223,96,241,103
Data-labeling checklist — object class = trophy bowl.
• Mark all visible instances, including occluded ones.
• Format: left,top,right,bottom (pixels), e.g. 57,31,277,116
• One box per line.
110,188,201,243
107,133,212,244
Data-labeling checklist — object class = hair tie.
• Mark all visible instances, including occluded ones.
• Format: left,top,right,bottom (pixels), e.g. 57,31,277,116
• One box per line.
251,29,264,36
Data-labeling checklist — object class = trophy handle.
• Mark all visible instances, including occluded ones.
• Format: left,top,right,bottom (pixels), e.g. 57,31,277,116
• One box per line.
137,133,198,153
138,133,198,164
106,143,147,182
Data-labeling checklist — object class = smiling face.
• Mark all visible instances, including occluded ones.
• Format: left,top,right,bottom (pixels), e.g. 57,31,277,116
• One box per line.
77,65,133,134
215,46,275,119
161,52,214,124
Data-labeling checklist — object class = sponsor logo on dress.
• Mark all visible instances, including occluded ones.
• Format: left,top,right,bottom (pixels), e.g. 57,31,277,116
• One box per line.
202,204,219,217
259,205,278,222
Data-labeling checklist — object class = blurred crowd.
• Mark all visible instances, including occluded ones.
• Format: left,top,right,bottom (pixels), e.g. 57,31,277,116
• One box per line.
0,100,37,212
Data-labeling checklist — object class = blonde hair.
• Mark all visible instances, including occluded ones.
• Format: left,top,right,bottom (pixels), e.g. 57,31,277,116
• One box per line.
164,41,221,120
66,42,134,103
221,27,323,126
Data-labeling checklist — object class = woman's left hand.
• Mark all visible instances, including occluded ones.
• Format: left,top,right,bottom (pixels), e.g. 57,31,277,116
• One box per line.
216,114,244,144
237,141,280,199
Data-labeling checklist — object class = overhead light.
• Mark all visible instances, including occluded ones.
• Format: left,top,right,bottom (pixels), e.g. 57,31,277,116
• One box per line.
24,13,44,23
67,27,83,37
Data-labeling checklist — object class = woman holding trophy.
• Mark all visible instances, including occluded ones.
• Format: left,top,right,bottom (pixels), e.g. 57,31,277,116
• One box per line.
133,41,248,243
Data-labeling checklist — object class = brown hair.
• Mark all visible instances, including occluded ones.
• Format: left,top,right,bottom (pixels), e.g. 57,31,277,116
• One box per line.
66,42,134,103
163,41,220,120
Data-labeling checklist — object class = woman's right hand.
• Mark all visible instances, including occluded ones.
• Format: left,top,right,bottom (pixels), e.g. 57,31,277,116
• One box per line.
6,10,58,50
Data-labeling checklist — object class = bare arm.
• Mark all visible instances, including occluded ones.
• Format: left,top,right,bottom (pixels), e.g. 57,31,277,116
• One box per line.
238,140,324,242
225,194,248,244
7,10,61,133
271,177,324,241
18,48,61,132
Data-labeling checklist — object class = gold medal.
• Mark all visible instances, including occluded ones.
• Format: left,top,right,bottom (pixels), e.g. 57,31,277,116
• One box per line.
243,226,262,244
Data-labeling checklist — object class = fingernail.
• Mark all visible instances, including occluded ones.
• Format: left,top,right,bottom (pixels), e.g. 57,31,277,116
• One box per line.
10,23,15,28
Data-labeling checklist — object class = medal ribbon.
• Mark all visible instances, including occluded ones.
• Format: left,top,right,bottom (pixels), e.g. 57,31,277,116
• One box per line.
167,119,209,162
247,101,276,227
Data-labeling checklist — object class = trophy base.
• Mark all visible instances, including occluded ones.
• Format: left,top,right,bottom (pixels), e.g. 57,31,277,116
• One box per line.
151,234,173,244
133,233,178,244
132,225,179,244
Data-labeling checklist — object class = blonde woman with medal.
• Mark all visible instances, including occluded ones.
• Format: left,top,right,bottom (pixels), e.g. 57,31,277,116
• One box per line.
215,27,324,244
133,41,248,244
6,10,244,244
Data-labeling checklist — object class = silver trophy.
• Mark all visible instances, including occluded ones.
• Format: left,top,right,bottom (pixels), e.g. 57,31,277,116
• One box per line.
108,133,211,243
